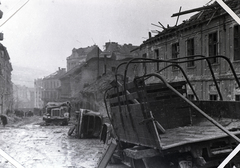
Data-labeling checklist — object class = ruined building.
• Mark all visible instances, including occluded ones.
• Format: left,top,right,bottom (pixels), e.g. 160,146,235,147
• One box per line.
0,44,13,114
0,10,13,114
41,68,66,105
140,0,240,101
81,42,140,111
66,45,101,71
59,42,140,112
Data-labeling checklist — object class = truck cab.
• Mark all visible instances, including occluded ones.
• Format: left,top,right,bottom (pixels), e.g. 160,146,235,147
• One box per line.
43,102,71,125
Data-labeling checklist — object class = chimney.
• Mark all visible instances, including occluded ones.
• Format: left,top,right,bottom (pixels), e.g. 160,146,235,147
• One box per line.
148,32,152,38
105,42,110,50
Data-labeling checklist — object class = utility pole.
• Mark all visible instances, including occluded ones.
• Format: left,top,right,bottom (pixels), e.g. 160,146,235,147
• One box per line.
97,46,99,78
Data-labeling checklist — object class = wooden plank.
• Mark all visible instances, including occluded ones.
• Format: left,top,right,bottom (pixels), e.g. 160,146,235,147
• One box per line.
146,89,186,102
97,139,117,168
107,81,138,96
108,92,139,105
159,118,240,150
124,147,160,160
110,105,160,148
145,81,186,91
150,99,191,129
108,81,186,98
111,104,147,118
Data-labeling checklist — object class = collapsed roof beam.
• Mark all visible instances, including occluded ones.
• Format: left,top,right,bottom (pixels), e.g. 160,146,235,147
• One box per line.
172,0,235,18
171,5,217,17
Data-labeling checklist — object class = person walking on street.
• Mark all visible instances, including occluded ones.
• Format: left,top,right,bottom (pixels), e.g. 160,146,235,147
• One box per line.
0,114,7,127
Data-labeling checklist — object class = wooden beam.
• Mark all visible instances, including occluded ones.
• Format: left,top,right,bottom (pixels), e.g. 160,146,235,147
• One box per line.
171,5,217,17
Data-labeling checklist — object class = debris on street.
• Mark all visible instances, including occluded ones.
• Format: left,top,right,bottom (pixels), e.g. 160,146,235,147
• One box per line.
0,116,104,168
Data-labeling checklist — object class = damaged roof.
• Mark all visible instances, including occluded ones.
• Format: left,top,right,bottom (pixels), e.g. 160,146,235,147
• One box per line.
44,68,66,80
100,42,139,60
81,73,115,94
143,0,240,45
74,45,97,56
59,62,86,79
184,0,239,24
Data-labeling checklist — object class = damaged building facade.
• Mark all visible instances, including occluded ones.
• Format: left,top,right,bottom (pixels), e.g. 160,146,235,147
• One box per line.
59,43,140,112
41,68,66,105
59,45,102,103
67,45,100,71
0,44,13,114
140,0,240,101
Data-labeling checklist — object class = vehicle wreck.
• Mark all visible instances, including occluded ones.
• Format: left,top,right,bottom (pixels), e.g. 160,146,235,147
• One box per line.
97,1,240,167
68,109,103,139
43,101,71,125
98,56,240,168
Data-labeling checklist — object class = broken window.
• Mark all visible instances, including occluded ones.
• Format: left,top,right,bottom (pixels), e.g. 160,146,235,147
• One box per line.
209,94,218,100
208,32,218,64
234,25,240,61
154,49,160,71
187,94,195,101
187,38,195,67
236,95,240,101
172,42,179,70
111,67,116,72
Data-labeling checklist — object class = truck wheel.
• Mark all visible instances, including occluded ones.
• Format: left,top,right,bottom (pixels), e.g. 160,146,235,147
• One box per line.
131,158,146,168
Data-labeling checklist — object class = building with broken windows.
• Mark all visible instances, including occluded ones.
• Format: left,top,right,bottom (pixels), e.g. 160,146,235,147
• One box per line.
140,0,240,101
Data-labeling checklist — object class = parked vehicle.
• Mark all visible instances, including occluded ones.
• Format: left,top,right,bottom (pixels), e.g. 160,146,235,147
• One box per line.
43,101,71,125
98,55,240,168
68,109,103,138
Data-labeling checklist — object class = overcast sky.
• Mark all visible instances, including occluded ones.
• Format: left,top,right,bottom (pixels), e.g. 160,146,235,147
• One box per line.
0,0,210,85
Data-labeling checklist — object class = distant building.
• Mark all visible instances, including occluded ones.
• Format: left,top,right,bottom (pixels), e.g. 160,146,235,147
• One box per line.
34,78,44,109
42,68,66,105
0,9,13,114
66,45,101,71
13,84,34,110
59,42,140,112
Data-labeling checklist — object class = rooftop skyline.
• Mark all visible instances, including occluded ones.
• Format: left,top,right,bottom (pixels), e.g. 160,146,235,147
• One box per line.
0,0,210,87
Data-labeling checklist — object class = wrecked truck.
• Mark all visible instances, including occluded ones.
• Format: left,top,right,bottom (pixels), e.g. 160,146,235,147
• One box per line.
43,101,71,125
98,55,240,168
68,109,103,138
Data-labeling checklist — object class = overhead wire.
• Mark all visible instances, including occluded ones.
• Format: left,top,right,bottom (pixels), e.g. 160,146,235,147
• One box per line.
0,0,30,28
1,0,23,17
